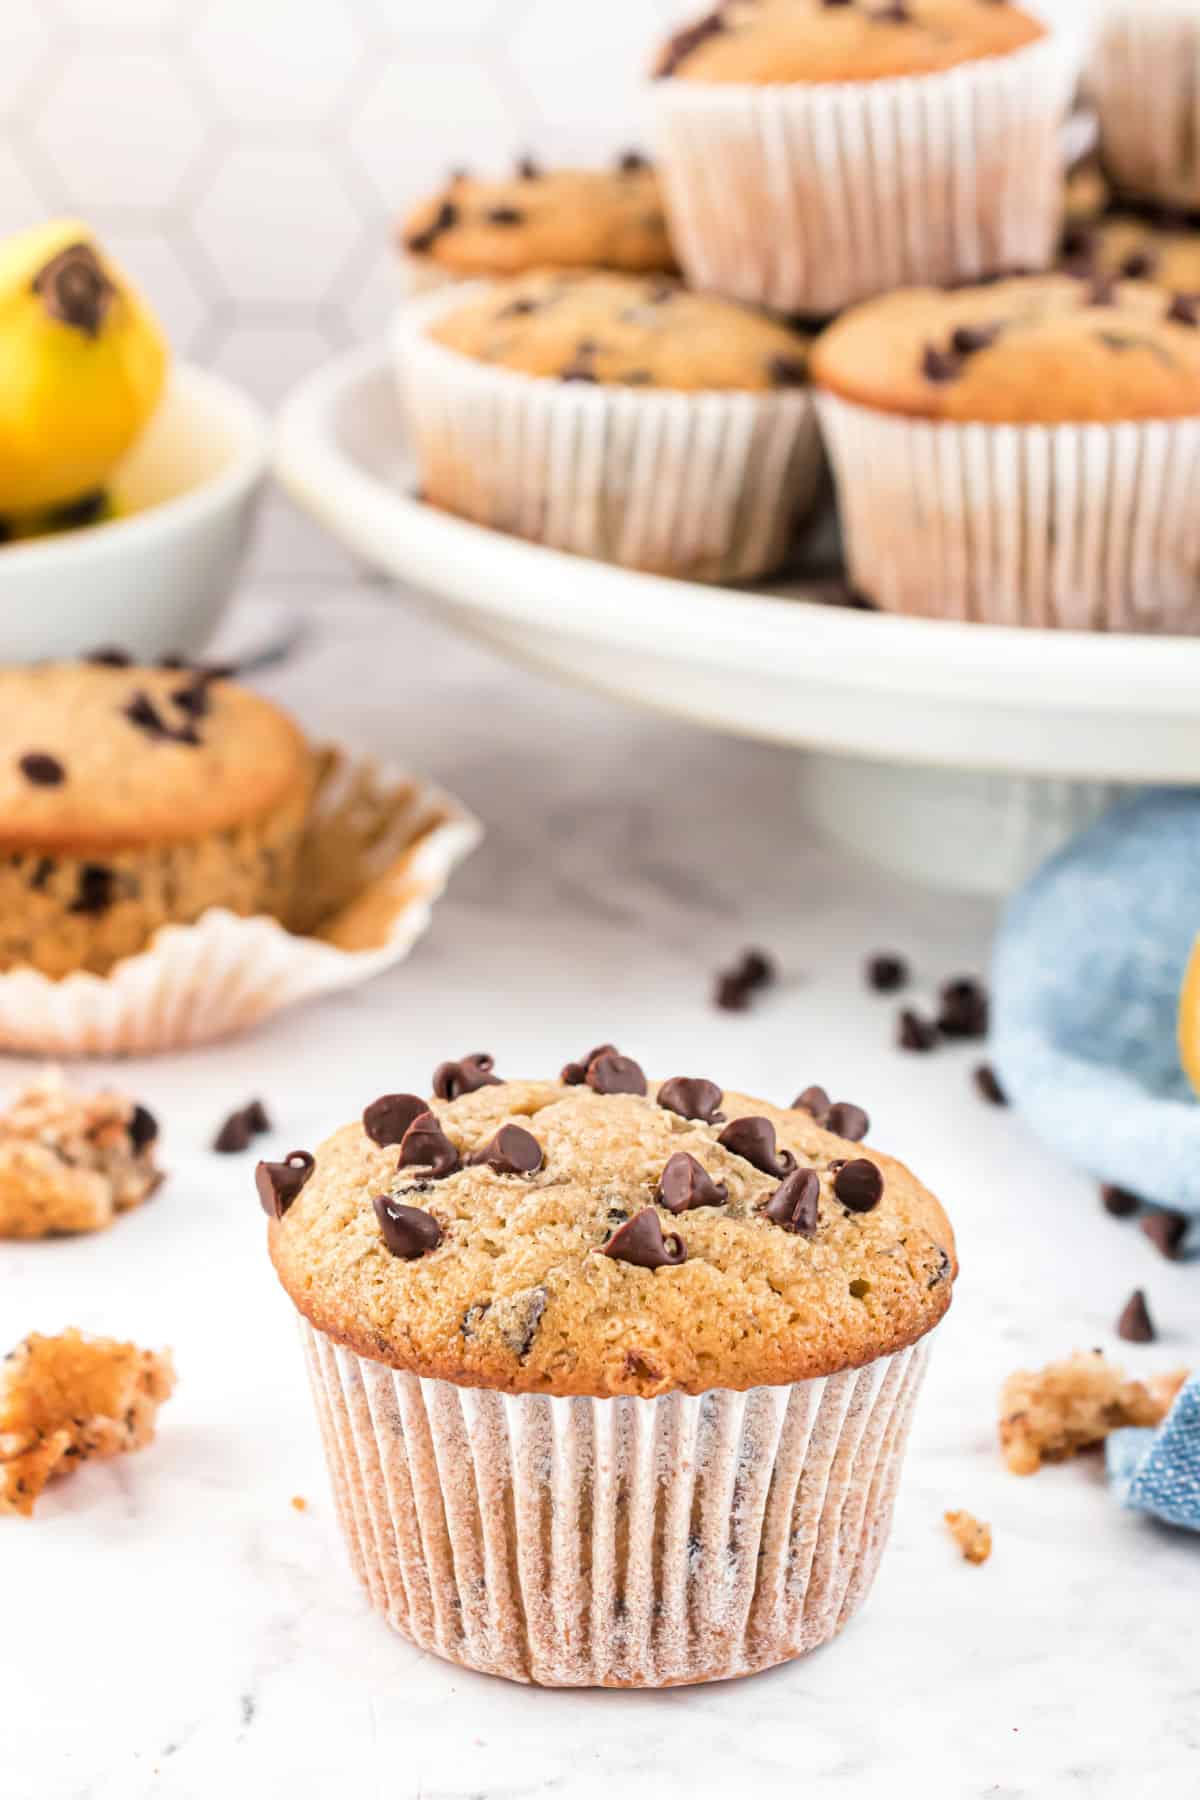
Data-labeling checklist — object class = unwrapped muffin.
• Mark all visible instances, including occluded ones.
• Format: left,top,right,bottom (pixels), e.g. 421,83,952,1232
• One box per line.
812,273,1200,630
394,270,822,581
267,1050,955,1686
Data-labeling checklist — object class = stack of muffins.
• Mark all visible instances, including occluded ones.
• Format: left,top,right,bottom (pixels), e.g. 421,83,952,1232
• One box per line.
392,0,1200,636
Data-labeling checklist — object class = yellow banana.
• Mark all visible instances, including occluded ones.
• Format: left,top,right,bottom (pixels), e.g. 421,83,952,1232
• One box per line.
0,219,167,521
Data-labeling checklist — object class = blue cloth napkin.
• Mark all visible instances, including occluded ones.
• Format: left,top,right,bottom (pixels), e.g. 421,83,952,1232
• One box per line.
1107,1377,1200,1533
991,788,1200,1226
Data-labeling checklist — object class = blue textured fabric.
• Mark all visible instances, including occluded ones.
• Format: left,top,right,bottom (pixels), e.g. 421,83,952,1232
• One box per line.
991,789,1200,1225
1107,1377,1200,1532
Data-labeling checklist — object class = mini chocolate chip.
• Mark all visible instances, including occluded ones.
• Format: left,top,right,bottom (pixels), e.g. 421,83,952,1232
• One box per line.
516,155,540,179
867,953,908,993
973,1064,1007,1106
898,1010,939,1052
715,972,752,1012
363,1093,428,1148
561,1044,616,1086
1168,292,1200,326
1117,1288,1156,1343
469,1123,544,1176
213,1109,253,1154
654,10,726,78
587,1051,647,1097
718,1116,796,1179
768,354,807,387
792,1085,832,1118
1101,1183,1141,1218
256,1150,315,1219
1061,225,1095,262
1120,251,1155,279
170,677,212,719
68,863,114,915
656,1076,724,1124
373,1194,443,1260
937,977,989,1040
398,1112,460,1179
617,149,649,172
762,1166,820,1236
1141,1209,1189,1261
486,205,524,225
123,690,168,739
87,647,131,667
128,1103,158,1151
950,324,999,356
599,1208,687,1268
432,1054,501,1100
922,345,961,383
406,198,458,254
657,1151,728,1214
244,1099,270,1133
736,948,775,990
834,1158,884,1212
19,752,64,787
823,1101,870,1142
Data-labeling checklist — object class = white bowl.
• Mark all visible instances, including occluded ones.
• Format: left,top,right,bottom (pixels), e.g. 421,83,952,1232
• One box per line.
0,363,269,663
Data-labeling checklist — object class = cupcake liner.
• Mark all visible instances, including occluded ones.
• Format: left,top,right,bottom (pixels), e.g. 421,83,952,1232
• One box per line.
0,746,480,1057
392,289,823,583
300,1318,933,1688
816,389,1200,632
651,33,1076,316
1090,5,1200,210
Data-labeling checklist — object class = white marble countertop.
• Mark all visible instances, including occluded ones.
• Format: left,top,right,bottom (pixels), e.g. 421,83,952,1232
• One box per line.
4,585,1197,1800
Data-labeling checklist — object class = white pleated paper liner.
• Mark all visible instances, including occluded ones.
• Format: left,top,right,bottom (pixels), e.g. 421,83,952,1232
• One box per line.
301,1319,933,1689
1090,3,1200,211
651,31,1076,317
816,388,1200,632
392,289,824,584
0,746,481,1057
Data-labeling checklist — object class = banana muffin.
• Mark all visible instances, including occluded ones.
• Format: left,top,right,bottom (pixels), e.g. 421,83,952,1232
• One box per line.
650,0,1071,314
396,271,821,580
813,273,1200,629
268,1050,955,1685
0,660,313,977
399,154,676,289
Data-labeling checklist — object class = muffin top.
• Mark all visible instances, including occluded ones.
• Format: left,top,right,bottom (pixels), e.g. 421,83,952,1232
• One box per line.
427,271,810,392
1062,212,1200,296
266,1053,956,1398
0,660,311,852
811,273,1200,422
653,0,1045,84
400,156,676,278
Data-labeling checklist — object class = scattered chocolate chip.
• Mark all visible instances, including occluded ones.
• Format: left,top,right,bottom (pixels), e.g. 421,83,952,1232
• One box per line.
867,953,908,993
898,1010,939,1052
18,752,64,787
398,1112,460,1179
1101,1183,1141,1218
469,1123,543,1176
1117,1288,1156,1343
1120,251,1155,279
937,977,989,1040
213,1109,253,1154
823,1101,870,1142
762,1166,820,1236
950,324,1000,356
599,1208,687,1268
587,1051,647,1097
922,345,960,383
768,354,807,387
256,1150,315,1219
792,1085,832,1118
718,1116,796,1179
1141,1209,1189,1261
515,155,540,180
715,971,752,1012
561,1044,616,1086
363,1092,428,1148
654,10,726,78
373,1194,443,1260
486,205,524,226
973,1064,1007,1106
432,1054,501,1100
1168,292,1200,326
406,199,458,254
128,1103,158,1151
244,1099,271,1134
656,1076,724,1124
617,149,649,173
87,647,131,667
657,1151,728,1214
834,1158,884,1213
68,862,114,915
714,947,776,1012
1061,224,1095,262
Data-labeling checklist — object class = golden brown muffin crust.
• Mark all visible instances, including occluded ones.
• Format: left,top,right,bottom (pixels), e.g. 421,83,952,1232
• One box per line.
269,1073,956,1398
0,662,311,853
428,271,809,392
811,273,1200,422
654,0,1045,85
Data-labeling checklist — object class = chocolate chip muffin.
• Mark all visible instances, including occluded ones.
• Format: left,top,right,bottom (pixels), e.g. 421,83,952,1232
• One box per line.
395,272,821,580
812,274,1200,629
0,659,313,977
399,154,676,289
268,1049,954,1686
651,0,1072,314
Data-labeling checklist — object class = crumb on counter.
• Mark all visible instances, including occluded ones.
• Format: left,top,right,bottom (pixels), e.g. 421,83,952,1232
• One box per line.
998,1350,1188,1476
0,1069,162,1239
291,1495,308,1513
944,1508,992,1565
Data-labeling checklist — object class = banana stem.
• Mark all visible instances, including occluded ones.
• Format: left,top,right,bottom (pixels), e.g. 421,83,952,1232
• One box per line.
32,242,114,339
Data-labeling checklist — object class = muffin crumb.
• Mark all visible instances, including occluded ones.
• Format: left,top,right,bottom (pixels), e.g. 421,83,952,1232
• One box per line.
944,1509,992,1564
0,1070,163,1239
998,1350,1187,1475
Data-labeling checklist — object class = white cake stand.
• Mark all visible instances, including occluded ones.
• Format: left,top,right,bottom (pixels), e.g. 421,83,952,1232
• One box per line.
275,345,1200,896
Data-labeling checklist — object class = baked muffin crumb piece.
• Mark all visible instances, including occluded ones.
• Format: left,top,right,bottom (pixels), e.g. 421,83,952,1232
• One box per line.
944,1509,992,1564
998,1351,1188,1476
0,1071,163,1239
0,1329,174,1517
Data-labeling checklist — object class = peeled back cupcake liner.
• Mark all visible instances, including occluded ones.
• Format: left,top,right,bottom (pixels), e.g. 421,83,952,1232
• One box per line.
1090,3,1200,211
300,1318,933,1689
651,32,1076,317
816,389,1200,632
0,746,480,1057
392,289,823,584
